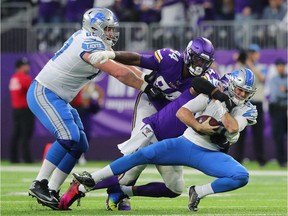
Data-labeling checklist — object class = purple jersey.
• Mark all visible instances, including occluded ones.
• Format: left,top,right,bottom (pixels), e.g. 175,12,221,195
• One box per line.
143,69,220,141
140,48,193,110
143,89,193,141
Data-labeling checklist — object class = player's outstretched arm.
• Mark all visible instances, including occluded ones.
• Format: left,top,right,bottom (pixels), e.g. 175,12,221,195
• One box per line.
83,53,164,99
192,77,228,102
89,50,141,65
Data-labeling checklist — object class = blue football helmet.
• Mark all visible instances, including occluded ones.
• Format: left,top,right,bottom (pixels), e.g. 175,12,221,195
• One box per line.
228,68,257,105
183,37,215,76
82,8,119,47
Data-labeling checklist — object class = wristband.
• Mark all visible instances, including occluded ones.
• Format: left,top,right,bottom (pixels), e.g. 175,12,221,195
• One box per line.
141,73,146,80
140,81,148,92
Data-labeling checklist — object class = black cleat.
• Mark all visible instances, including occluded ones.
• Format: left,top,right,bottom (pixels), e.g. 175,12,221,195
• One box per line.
28,179,59,210
187,186,201,212
72,171,95,191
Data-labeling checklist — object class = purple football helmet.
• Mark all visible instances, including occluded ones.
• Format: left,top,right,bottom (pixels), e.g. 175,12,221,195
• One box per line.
183,37,215,76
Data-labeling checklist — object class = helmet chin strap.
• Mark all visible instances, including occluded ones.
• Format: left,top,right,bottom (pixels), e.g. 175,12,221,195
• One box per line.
189,66,203,76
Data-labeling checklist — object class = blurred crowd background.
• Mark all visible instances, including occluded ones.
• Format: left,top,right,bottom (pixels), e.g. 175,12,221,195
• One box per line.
1,0,287,52
1,0,287,166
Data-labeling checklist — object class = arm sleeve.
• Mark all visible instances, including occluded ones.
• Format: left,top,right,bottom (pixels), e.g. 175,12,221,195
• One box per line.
191,77,216,95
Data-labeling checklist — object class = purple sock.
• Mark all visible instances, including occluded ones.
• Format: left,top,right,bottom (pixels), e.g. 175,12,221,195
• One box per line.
134,182,180,198
92,176,119,190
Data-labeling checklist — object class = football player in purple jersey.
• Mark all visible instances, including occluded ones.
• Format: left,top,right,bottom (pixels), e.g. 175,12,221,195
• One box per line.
59,37,229,210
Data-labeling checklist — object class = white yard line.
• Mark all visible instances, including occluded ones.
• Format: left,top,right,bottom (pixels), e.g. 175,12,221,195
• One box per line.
1,165,287,176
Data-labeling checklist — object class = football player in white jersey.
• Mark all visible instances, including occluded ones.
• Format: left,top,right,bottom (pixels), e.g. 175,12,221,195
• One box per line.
27,7,163,210
72,68,258,212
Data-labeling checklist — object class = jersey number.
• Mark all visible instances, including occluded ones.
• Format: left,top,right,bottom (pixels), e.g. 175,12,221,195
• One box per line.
52,36,74,61
168,50,181,62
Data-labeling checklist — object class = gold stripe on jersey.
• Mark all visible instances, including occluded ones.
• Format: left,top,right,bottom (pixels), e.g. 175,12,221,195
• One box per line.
154,50,163,63
132,92,144,129
201,75,208,80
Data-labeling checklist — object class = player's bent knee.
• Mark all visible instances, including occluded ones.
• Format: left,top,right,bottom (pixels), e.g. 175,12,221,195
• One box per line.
58,130,89,159
232,173,249,189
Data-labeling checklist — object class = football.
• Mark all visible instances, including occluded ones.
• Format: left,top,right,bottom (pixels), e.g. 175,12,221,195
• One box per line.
196,115,220,126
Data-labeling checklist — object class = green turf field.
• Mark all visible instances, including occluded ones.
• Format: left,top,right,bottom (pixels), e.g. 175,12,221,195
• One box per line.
1,161,287,215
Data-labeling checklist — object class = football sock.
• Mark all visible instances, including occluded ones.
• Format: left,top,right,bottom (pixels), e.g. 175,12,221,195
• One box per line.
92,176,119,190
47,153,78,191
48,168,68,191
36,141,67,180
78,184,87,193
46,141,67,166
91,165,114,183
57,152,78,174
36,159,56,181
195,183,214,198
132,182,179,197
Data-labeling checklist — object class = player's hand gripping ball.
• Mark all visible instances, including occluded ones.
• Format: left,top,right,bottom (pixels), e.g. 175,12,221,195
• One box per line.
195,115,220,135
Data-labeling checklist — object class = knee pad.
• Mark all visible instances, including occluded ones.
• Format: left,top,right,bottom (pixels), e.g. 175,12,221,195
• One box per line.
58,130,89,159
232,173,249,189
57,139,77,151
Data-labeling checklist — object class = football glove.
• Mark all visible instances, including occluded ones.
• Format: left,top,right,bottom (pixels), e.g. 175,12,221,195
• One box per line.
144,85,165,100
144,71,157,84
242,106,258,125
224,98,237,112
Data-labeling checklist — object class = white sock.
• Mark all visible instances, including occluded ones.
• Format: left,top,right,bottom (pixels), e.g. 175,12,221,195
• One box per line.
78,184,87,193
48,168,68,191
91,165,114,183
36,159,56,181
120,185,133,197
195,183,214,199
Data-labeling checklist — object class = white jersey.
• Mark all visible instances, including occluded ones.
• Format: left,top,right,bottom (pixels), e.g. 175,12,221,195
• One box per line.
182,94,257,151
36,29,109,102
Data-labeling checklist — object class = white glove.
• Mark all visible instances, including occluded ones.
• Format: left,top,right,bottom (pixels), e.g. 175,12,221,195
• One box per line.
89,51,116,64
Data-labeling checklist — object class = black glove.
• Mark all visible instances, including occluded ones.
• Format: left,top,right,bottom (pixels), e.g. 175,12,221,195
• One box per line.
210,134,230,154
144,85,165,100
210,133,227,146
219,142,231,154
224,98,237,112
144,71,157,84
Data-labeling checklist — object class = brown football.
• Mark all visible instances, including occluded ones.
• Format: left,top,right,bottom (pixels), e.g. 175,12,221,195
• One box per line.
196,115,220,126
